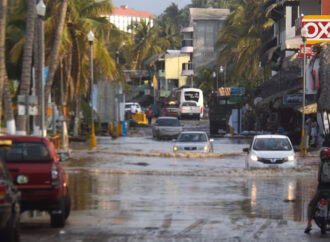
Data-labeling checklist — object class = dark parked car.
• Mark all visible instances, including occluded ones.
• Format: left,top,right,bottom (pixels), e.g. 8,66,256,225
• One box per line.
0,140,21,242
152,117,183,139
0,136,71,228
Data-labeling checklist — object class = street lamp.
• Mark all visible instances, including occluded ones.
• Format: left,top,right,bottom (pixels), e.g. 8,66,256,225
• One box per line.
300,25,308,154
213,69,219,91
220,65,226,87
36,0,46,137
88,30,97,148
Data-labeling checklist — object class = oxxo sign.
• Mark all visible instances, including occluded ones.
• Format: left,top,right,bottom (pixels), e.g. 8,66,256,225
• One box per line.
302,15,330,44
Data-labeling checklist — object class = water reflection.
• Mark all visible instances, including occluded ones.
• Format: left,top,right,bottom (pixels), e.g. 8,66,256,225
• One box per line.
67,169,319,223
245,176,317,222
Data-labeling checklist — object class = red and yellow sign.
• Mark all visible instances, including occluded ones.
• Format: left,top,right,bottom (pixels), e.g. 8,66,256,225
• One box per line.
302,15,330,44
219,87,231,96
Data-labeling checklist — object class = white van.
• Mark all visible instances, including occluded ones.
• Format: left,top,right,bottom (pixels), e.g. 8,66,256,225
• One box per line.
175,88,204,118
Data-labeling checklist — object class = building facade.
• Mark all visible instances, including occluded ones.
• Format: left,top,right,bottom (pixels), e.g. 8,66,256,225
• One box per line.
145,51,191,98
257,0,330,142
106,5,154,33
180,8,230,83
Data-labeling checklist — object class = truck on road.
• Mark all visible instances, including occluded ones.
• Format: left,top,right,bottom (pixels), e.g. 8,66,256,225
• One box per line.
208,94,241,135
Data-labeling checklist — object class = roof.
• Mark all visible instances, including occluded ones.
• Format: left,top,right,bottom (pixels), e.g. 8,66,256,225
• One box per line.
190,8,230,21
157,116,178,120
112,5,155,19
254,134,290,139
180,131,207,134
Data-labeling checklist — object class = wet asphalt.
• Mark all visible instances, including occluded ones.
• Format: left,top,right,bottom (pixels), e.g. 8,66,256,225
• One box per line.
20,119,327,241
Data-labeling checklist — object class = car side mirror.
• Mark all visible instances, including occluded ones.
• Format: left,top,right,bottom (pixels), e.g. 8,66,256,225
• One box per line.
209,139,214,142
243,148,249,153
58,151,69,162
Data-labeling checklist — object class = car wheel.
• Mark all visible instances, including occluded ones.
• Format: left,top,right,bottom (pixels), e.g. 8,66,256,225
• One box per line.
50,198,66,228
0,208,20,242
64,189,71,219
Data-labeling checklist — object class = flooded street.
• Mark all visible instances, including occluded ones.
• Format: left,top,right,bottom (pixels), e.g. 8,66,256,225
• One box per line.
20,120,327,241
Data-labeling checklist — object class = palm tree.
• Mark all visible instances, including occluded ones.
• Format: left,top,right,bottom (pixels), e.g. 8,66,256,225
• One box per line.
16,0,36,134
60,0,116,136
131,20,163,70
0,0,7,129
43,0,67,126
215,0,273,86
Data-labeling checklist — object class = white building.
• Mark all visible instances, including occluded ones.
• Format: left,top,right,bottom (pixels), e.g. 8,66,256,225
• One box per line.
106,5,154,33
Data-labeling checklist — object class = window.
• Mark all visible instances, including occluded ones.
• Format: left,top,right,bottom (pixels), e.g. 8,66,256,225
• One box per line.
253,138,292,151
158,118,179,126
5,142,51,163
291,6,298,27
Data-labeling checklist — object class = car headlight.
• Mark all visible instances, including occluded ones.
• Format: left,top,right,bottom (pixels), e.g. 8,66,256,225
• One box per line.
17,175,29,184
287,155,295,161
250,155,258,161
204,146,208,151
173,146,178,151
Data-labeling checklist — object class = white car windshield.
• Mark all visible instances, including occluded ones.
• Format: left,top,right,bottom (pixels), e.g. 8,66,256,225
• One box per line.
178,133,207,142
253,138,292,151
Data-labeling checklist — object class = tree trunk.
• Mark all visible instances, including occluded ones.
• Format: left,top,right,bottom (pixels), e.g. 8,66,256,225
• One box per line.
71,34,81,137
3,74,15,134
16,0,36,135
44,0,68,117
73,95,81,137
0,0,8,128
318,44,330,112
34,16,41,134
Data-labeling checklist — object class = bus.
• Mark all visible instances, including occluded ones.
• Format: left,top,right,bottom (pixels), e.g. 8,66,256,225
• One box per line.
175,88,204,118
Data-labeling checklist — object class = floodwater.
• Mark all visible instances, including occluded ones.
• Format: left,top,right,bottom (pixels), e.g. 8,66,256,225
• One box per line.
21,132,327,241
67,169,317,223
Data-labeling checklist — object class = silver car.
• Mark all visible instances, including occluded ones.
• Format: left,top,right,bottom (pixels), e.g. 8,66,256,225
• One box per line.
173,131,214,153
152,117,183,139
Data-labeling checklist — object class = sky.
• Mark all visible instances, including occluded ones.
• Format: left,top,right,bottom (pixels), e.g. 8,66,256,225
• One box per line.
111,0,192,16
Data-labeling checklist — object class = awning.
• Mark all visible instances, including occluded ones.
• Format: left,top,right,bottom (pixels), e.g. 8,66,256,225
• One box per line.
285,37,303,50
296,103,317,114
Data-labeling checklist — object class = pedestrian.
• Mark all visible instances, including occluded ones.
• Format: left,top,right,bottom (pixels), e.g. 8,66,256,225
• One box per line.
129,104,137,120
311,119,318,148
161,104,168,116
277,124,284,134
146,108,153,125
305,149,330,233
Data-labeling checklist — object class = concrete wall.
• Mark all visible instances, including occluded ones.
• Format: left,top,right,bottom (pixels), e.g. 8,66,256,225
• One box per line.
300,0,321,15
192,20,224,68
97,81,117,124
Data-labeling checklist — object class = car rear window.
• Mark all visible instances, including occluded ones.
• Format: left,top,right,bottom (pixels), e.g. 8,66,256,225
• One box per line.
182,102,197,107
3,142,51,163
157,118,180,126
253,138,292,151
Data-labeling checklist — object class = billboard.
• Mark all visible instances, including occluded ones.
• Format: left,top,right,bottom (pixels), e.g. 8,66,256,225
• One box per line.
302,15,330,44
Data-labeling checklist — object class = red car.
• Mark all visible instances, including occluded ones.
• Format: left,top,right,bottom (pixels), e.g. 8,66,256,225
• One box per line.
0,136,70,228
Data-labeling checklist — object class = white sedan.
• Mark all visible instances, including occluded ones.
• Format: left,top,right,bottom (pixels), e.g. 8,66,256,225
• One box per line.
243,134,296,169
173,131,214,153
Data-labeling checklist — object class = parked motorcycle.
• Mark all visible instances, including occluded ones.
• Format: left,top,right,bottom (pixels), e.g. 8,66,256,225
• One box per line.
314,193,330,234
